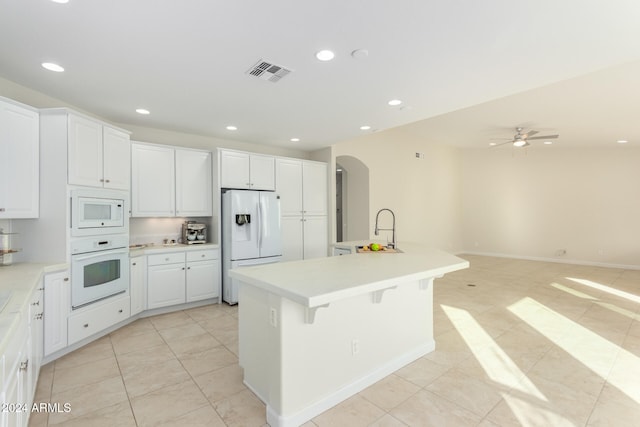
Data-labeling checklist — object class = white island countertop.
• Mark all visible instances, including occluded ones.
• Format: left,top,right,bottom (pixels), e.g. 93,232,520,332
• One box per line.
229,242,468,308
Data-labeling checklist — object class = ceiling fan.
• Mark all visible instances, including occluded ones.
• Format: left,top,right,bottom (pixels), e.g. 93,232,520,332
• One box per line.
491,127,559,147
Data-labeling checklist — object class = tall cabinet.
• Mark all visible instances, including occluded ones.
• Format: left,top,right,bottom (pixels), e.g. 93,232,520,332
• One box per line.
0,97,39,219
275,158,328,261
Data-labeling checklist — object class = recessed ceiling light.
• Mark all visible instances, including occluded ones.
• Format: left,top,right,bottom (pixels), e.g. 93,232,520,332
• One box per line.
315,50,335,61
290,138,300,142
617,139,628,144
226,125,238,131
544,141,553,145
41,62,64,72
135,108,150,115
351,49,369,59
359,125,371,130
489,142,497,146
388,99,402,106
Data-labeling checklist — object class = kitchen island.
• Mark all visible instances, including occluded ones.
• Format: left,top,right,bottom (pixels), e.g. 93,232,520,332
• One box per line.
229,243,468,427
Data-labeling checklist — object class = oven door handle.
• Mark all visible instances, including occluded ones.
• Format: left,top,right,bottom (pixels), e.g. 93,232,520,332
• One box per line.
72,248,128,262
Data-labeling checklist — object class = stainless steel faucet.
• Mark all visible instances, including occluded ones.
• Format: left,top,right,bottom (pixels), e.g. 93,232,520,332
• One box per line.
374,208,396,249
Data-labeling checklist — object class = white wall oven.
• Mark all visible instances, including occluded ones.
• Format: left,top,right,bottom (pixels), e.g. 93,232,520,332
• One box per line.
70,235,129,309
71,188,128,236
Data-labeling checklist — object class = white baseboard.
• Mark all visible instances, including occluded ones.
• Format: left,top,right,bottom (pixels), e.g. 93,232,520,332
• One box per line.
457,250,640,271
263,341,435,427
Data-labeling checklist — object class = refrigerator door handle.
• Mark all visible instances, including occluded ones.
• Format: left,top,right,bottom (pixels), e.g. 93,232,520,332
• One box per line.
257,199,263,249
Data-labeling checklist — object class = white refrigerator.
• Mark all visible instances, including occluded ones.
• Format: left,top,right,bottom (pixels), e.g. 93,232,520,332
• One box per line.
222,190,282,304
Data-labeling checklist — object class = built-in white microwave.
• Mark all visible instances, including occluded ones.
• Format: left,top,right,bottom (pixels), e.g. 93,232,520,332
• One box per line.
71,189,129,236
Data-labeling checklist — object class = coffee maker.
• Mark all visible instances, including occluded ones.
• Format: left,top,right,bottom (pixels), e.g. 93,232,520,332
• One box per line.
182,221,207,244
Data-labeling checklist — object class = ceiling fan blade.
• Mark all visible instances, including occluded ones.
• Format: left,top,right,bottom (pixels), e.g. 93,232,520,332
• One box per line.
527,134,559,140
523,130,539,138
489,137,513,140
490,141,513,147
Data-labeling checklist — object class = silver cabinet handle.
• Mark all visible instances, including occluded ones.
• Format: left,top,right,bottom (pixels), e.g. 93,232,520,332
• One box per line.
100,179,105,182
118,309,123,313
20,360,29,371
32,300,40,306
64,277,69,282
84,323,89,328
132,262,137,266
36,313,43,320
0,208,5,212
105,179,110,183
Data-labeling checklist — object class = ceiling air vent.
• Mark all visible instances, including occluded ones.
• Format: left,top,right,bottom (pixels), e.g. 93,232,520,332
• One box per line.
247,59,292,83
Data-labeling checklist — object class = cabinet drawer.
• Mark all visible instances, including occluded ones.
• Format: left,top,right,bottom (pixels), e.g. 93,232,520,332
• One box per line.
186,249,218,262
68,296,130,345
148,252,185,266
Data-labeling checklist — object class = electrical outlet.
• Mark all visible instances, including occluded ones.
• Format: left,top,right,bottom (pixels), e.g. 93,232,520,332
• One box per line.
269,307,277,327
351,339,359,355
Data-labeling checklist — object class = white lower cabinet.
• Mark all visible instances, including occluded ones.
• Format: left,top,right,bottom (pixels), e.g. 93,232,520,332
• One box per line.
1,284,45,427
67,295,130,346
130,256,147,316
43,271,70,357
148,256,186,310
186,250,219,302
147,249,220,309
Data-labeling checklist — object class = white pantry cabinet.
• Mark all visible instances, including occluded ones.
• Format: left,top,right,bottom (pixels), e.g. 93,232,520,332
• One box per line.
131,142,212,217
0,97,39,219
220,149,275,190
130,256,147,316
275,158,328,261
43,270,70,357
68,114,130,190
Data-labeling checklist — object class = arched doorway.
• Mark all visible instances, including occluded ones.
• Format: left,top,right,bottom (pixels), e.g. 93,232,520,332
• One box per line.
336,155,370,242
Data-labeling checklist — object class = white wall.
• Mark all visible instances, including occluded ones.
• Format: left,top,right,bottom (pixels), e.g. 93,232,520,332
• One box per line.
460,146,640,267
333,128,463,252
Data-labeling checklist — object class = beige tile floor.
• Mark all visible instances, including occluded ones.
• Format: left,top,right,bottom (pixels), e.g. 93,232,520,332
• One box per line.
28,255,640,426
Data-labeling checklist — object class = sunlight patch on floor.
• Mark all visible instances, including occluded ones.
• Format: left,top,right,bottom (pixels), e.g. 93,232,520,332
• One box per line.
549,282,598,300
440,305,576,426
508,297,640,404
567,277,640,304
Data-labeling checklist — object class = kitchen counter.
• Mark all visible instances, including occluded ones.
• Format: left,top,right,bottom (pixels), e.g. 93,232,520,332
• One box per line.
230,241,467,308
231,242,468,427
129,242,218,257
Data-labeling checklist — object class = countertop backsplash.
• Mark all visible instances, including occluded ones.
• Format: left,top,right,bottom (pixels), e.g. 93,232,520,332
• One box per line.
129,216,215,246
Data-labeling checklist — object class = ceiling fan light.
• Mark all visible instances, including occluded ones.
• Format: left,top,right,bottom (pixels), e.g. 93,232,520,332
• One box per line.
513,140,527,147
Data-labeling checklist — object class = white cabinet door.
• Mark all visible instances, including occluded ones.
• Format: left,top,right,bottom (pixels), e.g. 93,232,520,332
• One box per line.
176,149,212,216
186,260,218,302
131,143,176,217
28,286,44,398
102,127,131,190
303,216,328,259
250,154,275,190
68,114,103,187
0,99,39,218
130,257,146,316
302,161,328,216
147,263,186,309
275,158,303,216
281,216,304,262
43,271,70,357
220,150,250,189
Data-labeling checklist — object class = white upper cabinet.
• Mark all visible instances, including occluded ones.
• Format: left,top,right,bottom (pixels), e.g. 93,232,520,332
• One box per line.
68,114,130,190
302,161,328,216
220,149,275,190
0,98,39,218
131,142,212,217
131,143,176,217
102,127,131,190
275,158,303,216
175,149,212,217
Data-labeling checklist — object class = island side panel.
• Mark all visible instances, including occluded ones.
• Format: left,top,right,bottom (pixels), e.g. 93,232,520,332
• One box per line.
238,283,282,405
275,278,435,424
